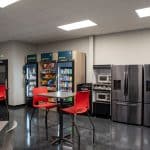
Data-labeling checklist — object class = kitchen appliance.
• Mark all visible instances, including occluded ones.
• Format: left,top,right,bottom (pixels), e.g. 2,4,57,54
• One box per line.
93,83,111,91
96,91,111,102
112,65,142,125
24,62,38,106
98,74,111,83
93,65,112,118
143,64,150,126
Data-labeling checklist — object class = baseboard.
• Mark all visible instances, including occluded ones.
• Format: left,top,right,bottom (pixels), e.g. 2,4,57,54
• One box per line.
8,104,26,109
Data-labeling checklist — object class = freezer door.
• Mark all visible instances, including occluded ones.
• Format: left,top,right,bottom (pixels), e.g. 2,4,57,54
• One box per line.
112,65,126,102
144,65,150,103
126,65,142,103
25,63,38,97
57,61,73,92
112,101,142,125
144,104,150,126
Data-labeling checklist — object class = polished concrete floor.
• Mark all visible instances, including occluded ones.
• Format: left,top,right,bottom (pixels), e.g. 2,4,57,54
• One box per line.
1,107,150,150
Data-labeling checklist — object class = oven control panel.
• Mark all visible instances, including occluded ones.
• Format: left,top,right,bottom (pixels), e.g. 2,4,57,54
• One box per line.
93,84,111,91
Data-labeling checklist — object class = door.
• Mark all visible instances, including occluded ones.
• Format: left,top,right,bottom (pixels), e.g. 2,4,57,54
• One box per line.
57,61,74,92
112,65,126,102
25,63,38,97
57,61,74,105
0,60,8,100
0,60,9,120
143,65,150,126
112,101,142,125
126,65,142,103
144,103,150,126
144,64,150,103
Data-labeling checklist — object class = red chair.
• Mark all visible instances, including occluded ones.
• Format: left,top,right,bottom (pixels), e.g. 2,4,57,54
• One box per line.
29,87,57,138
0,85,9,120
62,91,95,148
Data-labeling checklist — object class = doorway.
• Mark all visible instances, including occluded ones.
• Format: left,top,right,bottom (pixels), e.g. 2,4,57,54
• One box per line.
0,59,8,102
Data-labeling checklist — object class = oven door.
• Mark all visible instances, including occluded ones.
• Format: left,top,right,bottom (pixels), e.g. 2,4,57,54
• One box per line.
98,75,108,83
96,92,107,101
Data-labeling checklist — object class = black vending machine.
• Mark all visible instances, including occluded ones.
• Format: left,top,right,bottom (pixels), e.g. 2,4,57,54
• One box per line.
24,55,38,106
77,83,93,115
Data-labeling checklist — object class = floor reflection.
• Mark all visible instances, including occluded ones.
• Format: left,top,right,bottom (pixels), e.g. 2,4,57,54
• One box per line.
0,107,150,150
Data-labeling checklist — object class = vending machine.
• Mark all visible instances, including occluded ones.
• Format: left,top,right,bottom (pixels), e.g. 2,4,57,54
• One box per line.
39,61,57,91
24,55,38,106
57,61,74,92
57,51,86,105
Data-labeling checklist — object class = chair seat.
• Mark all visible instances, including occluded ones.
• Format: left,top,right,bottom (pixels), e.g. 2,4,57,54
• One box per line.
0,95,5,99
62,106,87,114
33,102,57,109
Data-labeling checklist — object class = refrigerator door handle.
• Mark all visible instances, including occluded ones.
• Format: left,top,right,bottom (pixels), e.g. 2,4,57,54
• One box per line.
124,72,127,96
126,72,128,96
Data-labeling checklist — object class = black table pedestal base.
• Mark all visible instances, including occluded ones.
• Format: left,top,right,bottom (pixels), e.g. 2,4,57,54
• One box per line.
50,136,73,145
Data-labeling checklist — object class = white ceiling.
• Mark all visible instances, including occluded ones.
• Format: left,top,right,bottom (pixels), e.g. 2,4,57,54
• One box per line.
0,0,150,43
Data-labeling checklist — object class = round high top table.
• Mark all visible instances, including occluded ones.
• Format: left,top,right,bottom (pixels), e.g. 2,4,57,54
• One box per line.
38,91,75,145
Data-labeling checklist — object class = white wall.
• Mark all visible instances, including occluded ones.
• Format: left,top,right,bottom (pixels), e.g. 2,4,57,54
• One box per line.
0,41,36,105
37,29,150,82
37,37,89,53
94,30,150,65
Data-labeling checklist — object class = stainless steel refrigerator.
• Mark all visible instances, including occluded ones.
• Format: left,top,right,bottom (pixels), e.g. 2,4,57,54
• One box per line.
143,64,150,126
112,65,142,125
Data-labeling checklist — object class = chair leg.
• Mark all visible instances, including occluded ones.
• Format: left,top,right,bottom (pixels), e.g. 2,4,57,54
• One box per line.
29,108,35,136
72,115,80,150
4,99,9,120
87,111,95,144
45,109,49,140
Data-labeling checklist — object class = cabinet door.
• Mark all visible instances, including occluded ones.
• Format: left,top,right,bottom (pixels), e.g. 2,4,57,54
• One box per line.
93,102,110,118
144,104,150,126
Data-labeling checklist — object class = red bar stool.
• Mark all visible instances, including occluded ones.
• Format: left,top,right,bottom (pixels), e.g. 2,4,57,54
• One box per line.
29,87,57,139
0,85,9,120
61,91,95,149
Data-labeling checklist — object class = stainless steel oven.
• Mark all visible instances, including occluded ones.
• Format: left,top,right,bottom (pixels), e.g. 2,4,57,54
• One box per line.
96,91,111,102
98,74,111,83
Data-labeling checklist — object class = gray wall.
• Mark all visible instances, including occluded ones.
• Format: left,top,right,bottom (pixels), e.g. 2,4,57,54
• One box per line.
0,41,36,105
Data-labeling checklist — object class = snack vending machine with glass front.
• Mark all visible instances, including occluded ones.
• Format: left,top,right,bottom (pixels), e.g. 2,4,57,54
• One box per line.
39,61,57,92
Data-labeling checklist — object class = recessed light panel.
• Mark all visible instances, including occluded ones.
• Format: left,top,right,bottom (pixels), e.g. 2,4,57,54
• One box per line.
58,20,97,31
135,7,150,18
0,0,20,8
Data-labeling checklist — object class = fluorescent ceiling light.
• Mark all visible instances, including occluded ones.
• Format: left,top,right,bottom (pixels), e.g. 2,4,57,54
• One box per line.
0,0,20,8
58,20,97,31
135,7,150,18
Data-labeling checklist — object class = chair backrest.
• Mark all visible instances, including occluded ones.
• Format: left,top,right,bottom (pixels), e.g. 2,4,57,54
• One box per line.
32,87,48,106
75,91,90,110
0,84,6,101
